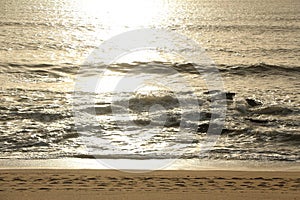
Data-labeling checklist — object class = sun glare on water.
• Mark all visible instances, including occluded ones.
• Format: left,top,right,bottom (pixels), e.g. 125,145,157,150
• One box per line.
75,0,168,29
95,49,184,93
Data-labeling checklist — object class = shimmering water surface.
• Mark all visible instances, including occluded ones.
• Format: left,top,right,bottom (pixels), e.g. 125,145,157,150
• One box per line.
0,0,299,165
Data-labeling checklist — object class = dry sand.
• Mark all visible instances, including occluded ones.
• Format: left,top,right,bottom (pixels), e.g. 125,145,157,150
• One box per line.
0,169,299,200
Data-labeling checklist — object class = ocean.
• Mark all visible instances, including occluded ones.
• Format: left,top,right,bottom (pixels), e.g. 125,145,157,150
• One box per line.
0,0,299,169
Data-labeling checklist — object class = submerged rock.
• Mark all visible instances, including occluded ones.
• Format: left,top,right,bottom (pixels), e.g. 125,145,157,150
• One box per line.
245,118,269,124
253,106,293,115
225,92,236,100
203,90,236,100
197,123,209,133
245,98,262,107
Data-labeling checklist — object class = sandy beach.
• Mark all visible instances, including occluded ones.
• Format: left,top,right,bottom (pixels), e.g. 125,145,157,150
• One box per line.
0,169,299,200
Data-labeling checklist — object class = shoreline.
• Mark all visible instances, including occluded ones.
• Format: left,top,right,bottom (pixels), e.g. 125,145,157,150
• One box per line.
0,158,299,171
0,169,299,200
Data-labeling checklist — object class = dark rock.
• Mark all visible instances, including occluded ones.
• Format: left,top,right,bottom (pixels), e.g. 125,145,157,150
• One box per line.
245,118,269,124
203,90,235,100
225,92,236,100
203,90,222,95
246,98,262,107
197,123,209,133
200,112,211,119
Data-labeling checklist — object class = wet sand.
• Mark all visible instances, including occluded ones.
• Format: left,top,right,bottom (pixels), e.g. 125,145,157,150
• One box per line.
0,169,299,200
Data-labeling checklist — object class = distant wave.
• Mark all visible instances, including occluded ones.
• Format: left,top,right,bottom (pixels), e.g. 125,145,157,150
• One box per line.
0,62,79,80
0,21,93,31
168,24,300,32
1,62,299,77
218,63,300,75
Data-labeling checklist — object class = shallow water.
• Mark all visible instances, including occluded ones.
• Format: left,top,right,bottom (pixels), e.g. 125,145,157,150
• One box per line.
0,0,299,165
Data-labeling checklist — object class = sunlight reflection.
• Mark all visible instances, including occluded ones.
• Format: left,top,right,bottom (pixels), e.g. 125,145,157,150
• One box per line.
116,50,184,63
95,50,184,93
75,0,167,29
